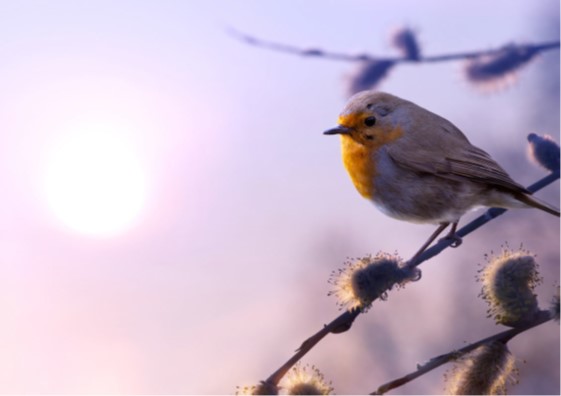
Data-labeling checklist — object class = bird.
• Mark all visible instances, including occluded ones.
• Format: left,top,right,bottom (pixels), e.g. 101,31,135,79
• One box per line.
323,91,559,262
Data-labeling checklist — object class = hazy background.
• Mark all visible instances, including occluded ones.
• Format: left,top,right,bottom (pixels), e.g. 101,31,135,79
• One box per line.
0,0,559,394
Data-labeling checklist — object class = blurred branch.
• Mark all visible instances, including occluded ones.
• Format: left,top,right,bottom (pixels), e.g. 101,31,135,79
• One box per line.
227,27,559,64
228,27,560,94
262,170,560,387
227,27,375,62
371,310,552,395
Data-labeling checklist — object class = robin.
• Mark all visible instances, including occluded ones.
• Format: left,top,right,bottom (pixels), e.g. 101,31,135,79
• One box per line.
324,91,559,261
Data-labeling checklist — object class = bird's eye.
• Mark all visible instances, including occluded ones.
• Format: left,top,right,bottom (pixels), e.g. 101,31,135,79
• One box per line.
364,116,376,127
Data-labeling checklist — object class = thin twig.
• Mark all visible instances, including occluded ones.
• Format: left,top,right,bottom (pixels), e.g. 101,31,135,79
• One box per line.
371,310,552,395
266,309,360,385
227,27,560,64
422,41,560,62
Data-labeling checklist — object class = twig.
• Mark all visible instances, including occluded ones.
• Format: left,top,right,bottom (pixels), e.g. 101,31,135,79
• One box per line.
371,310,552,395
227,27,560,64
265,308,360,385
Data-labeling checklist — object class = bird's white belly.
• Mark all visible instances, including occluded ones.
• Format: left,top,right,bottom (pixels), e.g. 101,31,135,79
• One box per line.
372,198,470,224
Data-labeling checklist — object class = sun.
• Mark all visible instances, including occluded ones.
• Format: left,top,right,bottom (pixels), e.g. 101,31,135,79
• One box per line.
44,123,147,237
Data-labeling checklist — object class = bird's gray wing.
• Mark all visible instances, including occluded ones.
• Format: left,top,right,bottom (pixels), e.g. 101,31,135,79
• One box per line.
386,123,529,194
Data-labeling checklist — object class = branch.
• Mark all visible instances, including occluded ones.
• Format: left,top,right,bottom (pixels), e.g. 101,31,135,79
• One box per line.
371,310,552,395
227,27,560,64
227,27,374,62
265,308,360,385
260,170,559,387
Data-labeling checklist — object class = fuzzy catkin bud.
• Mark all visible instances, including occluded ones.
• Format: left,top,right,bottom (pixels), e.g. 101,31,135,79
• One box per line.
281,364,333,395
329,252,420,312
446,341,516,395
479,248,541,327
464,44,538,91
347,60,395,96
391,27,421,60
527,133,560,172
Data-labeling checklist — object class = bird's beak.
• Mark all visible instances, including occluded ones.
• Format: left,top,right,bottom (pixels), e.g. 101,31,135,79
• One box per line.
323,125,352,136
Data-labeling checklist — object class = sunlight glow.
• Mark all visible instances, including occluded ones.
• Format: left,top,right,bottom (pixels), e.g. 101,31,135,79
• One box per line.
45,123,147,237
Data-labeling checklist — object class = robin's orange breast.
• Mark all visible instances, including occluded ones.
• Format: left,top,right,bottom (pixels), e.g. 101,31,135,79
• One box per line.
340,127,404,199
341,136,377,198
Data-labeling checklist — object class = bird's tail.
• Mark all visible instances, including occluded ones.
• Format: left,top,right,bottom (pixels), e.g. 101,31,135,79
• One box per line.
515,192,560,217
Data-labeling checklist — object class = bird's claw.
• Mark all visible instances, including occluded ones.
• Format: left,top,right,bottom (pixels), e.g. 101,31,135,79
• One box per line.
440,234,463,248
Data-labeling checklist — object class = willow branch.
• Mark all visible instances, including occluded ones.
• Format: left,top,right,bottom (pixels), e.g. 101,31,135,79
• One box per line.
371,310,553,395
227,27,559,64
265,308,360,385
262,171,559,386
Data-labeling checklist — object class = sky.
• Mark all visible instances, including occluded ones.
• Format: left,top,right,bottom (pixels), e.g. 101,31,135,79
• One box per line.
0,0,559,394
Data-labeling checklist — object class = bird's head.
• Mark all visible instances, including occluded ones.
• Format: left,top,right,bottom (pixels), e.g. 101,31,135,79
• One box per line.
324,91,407,147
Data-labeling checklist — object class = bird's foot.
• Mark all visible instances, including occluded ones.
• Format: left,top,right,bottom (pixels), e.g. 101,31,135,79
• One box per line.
440,233,462,248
